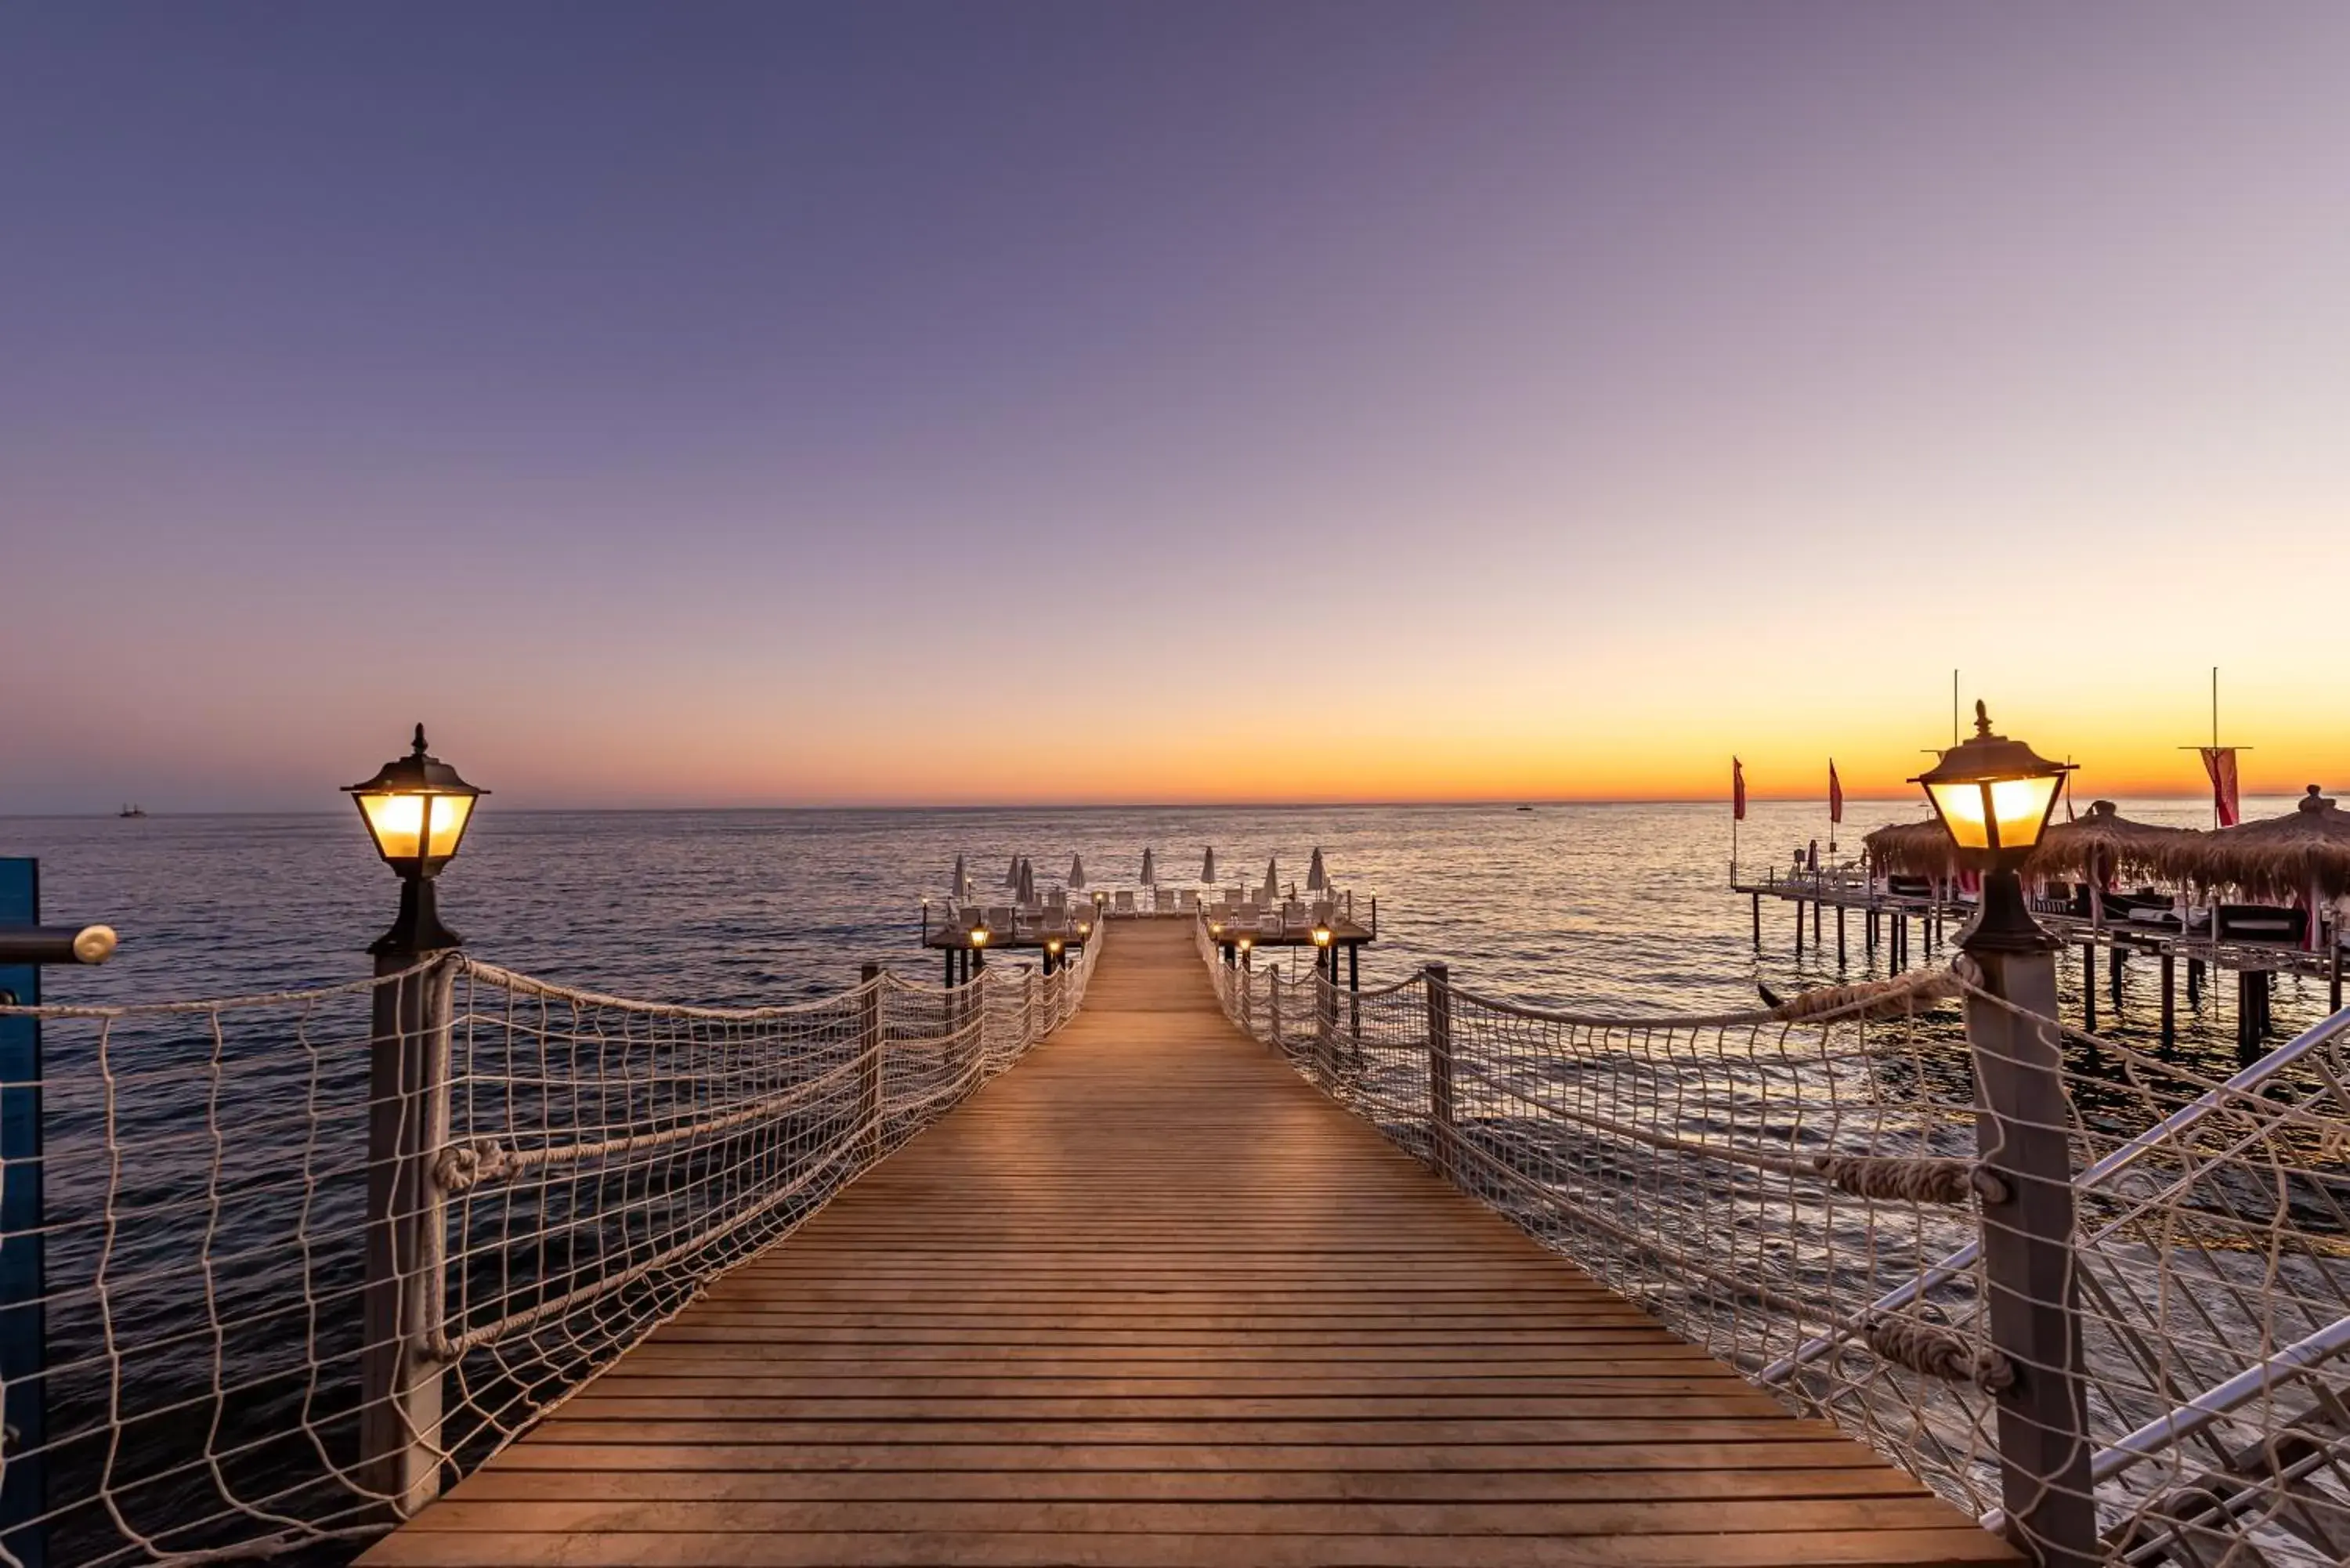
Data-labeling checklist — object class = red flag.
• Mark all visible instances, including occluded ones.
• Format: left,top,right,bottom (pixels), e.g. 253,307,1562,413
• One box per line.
2200,747,2241,827
1828,760,1843,825
1732,757,1747,822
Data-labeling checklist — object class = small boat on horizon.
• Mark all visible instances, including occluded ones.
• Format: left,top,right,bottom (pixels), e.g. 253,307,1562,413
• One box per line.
118,804,146,818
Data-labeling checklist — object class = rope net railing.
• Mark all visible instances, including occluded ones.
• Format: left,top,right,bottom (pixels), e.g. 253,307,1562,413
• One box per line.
0,929,1099,1567
1194,918,2350,1566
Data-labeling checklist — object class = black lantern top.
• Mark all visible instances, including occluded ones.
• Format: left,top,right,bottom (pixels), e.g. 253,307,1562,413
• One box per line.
345,724,488,876
1910,702,2072,862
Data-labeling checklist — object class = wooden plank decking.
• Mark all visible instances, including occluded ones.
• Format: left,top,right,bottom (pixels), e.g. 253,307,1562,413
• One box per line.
365,921,2016,1567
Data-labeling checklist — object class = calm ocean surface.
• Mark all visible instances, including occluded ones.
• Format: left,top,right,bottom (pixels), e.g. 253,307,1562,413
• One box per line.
5,797,2340,1562
9,795,2334,1049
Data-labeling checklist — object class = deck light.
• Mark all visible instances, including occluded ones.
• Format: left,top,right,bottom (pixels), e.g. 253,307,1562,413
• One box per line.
345,724,486,954
1914,702,2071,954
1076,918,1093,938
1311,919,1333,948
969,923,992,950
1912,703,2071,863
1209,919,1224,938
1046,935,1064,956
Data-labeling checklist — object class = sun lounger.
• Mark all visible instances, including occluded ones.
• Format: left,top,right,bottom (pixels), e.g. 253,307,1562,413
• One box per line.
2215,904,2308,945
1114,891,1135,916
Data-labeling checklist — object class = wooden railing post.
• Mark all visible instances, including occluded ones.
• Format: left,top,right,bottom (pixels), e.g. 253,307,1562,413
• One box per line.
1315,963,1335,1085
1268,975,1282,1056
857,963,883,1164
1963,904,2098,1568
362,951,456,1517
1426,963,1455,1182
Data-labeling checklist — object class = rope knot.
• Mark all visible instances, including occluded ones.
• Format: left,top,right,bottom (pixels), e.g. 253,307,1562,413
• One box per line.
434,1137,515,1195
1863,1315,2016,1393
1811,1154,2008,1206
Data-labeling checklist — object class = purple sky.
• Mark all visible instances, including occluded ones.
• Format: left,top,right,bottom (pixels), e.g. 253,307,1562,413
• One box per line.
5,3,2348,810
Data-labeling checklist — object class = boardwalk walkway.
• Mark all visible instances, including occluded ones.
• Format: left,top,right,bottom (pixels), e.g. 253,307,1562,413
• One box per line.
365,921,2015,1566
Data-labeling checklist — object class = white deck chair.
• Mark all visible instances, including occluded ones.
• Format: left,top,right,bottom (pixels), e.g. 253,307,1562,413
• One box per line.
1114,891,1136,916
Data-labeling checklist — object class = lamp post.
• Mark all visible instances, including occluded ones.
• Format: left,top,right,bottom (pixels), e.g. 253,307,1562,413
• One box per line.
344,724,484,1518
1044,934,1064,977
968,921,990,973
1310,918,1337,1074
1914,703,2094,1568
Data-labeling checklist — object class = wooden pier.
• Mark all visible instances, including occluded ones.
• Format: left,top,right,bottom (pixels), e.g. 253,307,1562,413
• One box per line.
364,920,2013,1567
1738,869,2345,1046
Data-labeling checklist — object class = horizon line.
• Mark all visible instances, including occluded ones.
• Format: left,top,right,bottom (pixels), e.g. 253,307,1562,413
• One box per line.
1,788,2255,820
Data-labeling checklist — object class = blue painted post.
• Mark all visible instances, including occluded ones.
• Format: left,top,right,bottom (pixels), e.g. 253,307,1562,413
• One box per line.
0,858,46,1568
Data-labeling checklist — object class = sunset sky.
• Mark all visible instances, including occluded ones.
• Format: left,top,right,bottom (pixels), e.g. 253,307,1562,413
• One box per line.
5,2,2345,811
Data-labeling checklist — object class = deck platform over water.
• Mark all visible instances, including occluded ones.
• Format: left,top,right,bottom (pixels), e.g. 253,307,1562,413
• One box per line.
364,921,2014,1567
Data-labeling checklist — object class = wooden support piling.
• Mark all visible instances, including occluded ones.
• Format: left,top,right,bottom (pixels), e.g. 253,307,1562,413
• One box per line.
1752,892,1761,951
1794,901,1805,956
2188,956,2203,1006
1812,898,1822,946
1836,904,1847,968
2159,954,2175,1048
2080,944,2096,1033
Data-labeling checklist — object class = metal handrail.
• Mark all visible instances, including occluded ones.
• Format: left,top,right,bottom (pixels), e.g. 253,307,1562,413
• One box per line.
1758,1000,2350,1385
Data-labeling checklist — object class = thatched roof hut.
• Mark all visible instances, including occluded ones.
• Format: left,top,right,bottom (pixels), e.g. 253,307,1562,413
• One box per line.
1862,818,1958,880
2028,800,2196,885
2153,786,2350,903
1865,800,2193,887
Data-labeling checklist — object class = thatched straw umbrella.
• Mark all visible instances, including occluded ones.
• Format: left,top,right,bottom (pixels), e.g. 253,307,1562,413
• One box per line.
1862,819,1958,881
2026,800,2195,887
2153,786,2350,904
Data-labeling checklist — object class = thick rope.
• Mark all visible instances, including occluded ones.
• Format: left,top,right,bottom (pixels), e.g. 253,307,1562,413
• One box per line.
1813,1154,2008,1206
1864,1316,2016,1393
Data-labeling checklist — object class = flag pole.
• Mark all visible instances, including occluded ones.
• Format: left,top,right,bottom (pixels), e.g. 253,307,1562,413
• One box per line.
2179,667,2250,831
